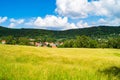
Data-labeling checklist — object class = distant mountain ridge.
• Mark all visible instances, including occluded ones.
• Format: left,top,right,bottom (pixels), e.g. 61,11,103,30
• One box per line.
0,26,120,39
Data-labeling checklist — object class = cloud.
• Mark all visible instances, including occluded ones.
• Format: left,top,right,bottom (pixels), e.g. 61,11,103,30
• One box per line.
10,18,24,24
56,0,120,19
76,21,89,28
25,15,89,30
34,15,68,27
0,16,8,24
110,18,120,26
26,15,74,30
91,0,120,17
8,18,24,28
56,0,89,19
98,18,107,24
90,18,120,26
9,23,16,28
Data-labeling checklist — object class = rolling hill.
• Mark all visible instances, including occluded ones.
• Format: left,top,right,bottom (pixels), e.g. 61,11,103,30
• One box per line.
0,26,120,39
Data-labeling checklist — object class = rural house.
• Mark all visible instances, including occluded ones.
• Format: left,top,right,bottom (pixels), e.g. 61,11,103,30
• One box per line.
1,40,6,44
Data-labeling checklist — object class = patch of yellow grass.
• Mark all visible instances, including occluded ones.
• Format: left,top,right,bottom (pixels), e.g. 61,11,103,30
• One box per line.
0,44,120,80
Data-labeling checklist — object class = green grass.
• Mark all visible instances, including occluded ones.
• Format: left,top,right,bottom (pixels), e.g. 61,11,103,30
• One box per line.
0,44,120,80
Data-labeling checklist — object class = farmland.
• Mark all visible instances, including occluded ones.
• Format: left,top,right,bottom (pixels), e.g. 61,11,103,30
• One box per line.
0,44,120,80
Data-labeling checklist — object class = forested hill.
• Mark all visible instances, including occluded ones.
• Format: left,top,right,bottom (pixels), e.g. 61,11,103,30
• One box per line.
0,26,120,39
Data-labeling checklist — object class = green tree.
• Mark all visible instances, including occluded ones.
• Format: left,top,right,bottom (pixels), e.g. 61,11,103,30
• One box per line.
75,36,91,48
18,37,30,45
107,38,120,49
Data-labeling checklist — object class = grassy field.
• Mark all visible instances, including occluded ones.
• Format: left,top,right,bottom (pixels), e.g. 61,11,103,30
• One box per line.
0,44,120,80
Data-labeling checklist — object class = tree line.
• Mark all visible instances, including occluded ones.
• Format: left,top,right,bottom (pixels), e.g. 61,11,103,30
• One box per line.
0,35,120,49
60,36,120,49
0,36,57,45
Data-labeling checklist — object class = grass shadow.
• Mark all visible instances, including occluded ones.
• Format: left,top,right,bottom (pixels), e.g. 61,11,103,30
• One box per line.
114,53,120,57
99,66,120,79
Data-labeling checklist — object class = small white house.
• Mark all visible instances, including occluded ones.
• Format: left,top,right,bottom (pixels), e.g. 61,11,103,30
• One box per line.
1,40,6,44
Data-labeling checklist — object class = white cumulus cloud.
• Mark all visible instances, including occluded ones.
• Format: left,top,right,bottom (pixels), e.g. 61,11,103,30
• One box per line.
90,18,120,26
56,0,89,19
0,16,8,24
9,18,25,28
34,15,68,27
9,23,16,28
10,18,24,24
56,0,120,19
76,21,89,28
25,15,89,30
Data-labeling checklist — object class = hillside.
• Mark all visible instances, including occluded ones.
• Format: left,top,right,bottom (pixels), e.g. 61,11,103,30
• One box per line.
0,44,120,80
0,26,120,39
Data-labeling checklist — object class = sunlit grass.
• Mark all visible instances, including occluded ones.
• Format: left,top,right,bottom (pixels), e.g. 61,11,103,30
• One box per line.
0,44,120,80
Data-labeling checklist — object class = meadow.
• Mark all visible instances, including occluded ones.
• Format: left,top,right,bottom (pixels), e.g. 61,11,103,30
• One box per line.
0,44,120,80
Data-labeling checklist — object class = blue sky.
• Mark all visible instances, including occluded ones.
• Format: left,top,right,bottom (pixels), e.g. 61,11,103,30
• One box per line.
0,0,56,18
0,0,120,30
